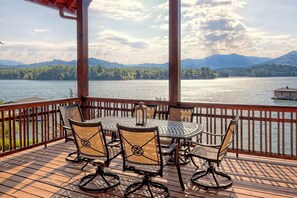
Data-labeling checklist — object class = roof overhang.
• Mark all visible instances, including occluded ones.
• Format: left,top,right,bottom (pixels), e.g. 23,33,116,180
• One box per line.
25,0,78,15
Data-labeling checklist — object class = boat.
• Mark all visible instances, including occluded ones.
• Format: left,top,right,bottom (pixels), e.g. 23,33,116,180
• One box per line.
271,86,297,100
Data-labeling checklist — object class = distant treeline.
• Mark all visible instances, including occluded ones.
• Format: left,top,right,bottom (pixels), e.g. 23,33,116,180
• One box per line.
217,64,297,77
0,65,225,80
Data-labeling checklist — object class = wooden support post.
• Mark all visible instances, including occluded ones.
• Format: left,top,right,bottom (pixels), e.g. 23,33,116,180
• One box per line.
169,0,181,106
77,0,91,119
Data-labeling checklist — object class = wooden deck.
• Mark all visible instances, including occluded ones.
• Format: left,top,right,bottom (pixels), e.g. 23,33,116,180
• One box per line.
0,140,297,198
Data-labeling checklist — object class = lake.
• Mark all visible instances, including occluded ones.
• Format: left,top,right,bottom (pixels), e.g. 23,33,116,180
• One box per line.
1,77,297,106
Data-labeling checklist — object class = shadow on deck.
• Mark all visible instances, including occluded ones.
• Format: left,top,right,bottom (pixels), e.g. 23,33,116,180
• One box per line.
0,140,297,198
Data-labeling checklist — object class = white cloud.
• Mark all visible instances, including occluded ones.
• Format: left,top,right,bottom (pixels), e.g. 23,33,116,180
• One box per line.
98,30,149,49
33,29,51,33
179,0,297,59
89,30,167,64
0,40,76,64
90,0,150,22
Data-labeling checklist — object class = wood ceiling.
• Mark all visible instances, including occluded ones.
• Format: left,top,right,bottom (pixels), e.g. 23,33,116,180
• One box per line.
26,0,78,14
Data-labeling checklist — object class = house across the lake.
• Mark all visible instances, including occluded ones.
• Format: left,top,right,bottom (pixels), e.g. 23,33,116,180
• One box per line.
272,86,297,100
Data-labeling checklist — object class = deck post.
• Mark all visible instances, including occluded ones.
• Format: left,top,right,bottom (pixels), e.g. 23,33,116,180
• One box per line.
169,0,181,106
77,0,91,119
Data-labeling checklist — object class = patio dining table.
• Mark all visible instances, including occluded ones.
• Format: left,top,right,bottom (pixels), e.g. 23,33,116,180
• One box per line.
88,116,203,190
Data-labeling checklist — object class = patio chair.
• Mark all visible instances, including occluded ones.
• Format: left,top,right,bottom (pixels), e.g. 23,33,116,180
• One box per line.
59,104,84,162
117,124,176,198
166,105,194,164
167,105,194,122
186,115,239,189
59,104,84,143
69,119,121,192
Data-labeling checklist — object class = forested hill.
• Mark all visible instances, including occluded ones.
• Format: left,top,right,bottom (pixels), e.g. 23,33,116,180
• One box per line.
0,65,224,80
216,64,297,77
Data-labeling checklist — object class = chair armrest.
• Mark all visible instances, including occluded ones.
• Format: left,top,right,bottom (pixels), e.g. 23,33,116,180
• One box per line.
161,143,176,155
63,126,71,130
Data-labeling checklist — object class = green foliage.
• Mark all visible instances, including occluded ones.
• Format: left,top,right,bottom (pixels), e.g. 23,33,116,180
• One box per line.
217,64,297,77
0,65,220,80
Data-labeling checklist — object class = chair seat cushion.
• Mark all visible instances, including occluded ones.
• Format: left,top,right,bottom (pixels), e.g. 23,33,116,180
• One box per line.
189,145,220,161
125,155,169,175
81,146,121,163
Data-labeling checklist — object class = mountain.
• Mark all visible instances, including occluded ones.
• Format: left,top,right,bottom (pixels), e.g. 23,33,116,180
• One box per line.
88,57,125,68
16,59,76,68
5,57,125,68
261,51,297,66
128,54,271,69
127,63,168,68
5,52,297,69
0,60,24,66
180,54,271,69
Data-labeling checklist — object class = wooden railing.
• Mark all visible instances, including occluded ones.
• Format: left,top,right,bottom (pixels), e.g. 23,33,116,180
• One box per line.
1,96,296,160
85,97,297,160
0,98,81,156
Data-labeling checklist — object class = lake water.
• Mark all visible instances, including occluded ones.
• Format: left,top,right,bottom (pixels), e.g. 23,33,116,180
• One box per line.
1,77,297,106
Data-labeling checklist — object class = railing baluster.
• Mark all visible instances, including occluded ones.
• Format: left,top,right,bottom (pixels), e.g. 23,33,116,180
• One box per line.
12,110,16,150
290,112,293,157
282,112,285,156
1,111,4,153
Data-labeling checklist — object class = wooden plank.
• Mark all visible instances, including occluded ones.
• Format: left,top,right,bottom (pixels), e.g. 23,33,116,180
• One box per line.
1,140,297,198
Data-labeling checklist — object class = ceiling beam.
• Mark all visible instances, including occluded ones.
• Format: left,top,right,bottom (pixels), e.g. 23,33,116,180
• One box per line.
66,0,76,10
25,0,77,14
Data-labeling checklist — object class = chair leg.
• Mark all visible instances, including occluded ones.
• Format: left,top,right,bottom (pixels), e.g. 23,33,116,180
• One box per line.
190,162,233,189
124,175,169,198
65,151,80,163
190,156,200,169
79,166,120,192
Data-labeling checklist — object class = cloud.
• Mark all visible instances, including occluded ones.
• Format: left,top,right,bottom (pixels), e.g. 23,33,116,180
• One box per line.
89,30,167,64
33,29,51,33
0,40,76,64
98,30,149,49
180,0,251,58
90,0,150,22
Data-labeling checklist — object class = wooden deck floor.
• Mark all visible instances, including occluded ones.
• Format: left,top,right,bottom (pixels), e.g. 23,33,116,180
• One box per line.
1,140,297,198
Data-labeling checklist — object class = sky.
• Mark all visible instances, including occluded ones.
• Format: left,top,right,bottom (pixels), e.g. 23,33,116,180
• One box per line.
0,0,297,65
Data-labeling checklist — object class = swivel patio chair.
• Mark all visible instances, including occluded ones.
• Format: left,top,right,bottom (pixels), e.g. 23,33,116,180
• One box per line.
186,115,239,189
117,124,176,198
69,119,121,192
166,105,194,164
59,104,84,143
59,104,84,162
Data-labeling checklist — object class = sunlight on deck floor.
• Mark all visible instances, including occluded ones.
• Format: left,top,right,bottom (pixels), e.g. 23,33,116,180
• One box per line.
1,140,297,198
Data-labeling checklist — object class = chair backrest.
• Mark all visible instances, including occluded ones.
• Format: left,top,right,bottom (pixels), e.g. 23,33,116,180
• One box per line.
117,124,163,169
168,106,194,122
132,103,157,119
217,115,239,160
59,104,83,128
69,119,108,159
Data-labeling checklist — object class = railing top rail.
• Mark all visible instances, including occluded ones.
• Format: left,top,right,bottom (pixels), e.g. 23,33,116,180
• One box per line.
85,97,297,112
0,97,81,111
84,96,169,106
